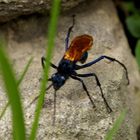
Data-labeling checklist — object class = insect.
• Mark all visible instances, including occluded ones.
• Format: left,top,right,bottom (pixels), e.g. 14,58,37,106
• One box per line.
41,15,129,124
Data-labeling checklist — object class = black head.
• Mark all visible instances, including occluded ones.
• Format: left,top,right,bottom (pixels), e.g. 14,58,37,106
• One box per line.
51,73,67,90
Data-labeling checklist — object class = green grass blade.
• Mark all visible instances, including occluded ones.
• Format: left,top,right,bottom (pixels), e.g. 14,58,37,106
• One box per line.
0,57,33,120
17,57,33,86
29,0,60,140
0,47,26,140
105,110,127,140
0,101,10,119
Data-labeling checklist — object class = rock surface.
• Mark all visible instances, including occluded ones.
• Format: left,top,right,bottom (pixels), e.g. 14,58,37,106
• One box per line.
0,0,140,140
0,0,85,22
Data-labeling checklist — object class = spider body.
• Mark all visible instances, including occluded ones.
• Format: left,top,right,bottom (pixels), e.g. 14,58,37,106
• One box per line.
41,15,129,124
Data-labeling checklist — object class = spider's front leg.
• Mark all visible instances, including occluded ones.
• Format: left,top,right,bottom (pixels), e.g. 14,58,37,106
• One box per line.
65,15,75,51
41,56,57,69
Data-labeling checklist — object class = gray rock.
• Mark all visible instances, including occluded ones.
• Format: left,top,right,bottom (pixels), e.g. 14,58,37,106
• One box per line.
0,0,140,140
0,0,85,22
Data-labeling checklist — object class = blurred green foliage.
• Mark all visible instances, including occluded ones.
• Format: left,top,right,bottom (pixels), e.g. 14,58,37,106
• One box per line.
0,44,26,140
135,40,140,67
0,0,60,139
29,0,60,139
121,1,140,69
105,110,126,140
126,15,140,38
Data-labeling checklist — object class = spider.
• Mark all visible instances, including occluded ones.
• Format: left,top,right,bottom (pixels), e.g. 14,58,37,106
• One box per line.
40,15,129,124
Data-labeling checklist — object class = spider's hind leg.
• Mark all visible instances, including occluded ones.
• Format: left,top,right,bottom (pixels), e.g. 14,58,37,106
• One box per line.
74,73,112,113
41,56,57,69
71,75,96,108
75,55,129,85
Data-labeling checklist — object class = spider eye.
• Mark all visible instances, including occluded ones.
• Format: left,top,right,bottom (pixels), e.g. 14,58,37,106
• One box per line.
61,76,65,80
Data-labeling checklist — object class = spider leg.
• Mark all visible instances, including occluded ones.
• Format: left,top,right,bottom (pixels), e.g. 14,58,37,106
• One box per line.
26,83,53,108
75,55,129,85
74,73,112,113
41,56,57,69
65,15,75,51
71,75,96,108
